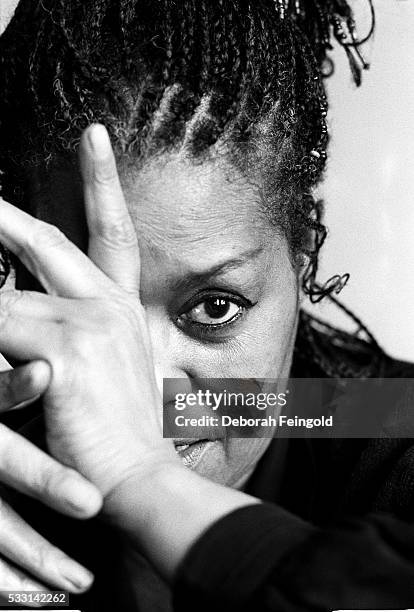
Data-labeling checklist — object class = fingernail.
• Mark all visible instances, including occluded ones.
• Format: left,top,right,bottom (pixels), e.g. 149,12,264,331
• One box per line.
62,476,103,517
87,124,112,159
58,558,94,591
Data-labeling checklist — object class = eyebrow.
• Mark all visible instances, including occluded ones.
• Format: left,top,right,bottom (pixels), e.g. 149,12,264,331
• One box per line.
170,246,265,292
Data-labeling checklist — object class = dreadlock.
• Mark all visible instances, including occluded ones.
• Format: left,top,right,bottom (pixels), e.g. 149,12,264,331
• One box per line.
0,0,381,376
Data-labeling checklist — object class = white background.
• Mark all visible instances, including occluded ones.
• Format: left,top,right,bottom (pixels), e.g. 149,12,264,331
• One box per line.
1,0,414,360
312,0,414,362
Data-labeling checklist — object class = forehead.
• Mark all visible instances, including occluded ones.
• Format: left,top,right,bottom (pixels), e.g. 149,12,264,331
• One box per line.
120,155,275,263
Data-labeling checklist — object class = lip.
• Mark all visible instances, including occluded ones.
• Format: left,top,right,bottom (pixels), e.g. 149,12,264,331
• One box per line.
174,438,204,445
174,439,219,469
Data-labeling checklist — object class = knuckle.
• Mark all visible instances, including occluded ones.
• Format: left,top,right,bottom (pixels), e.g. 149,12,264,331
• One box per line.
93,156,118,186
0,290,25,334
95,295,139,331
0,290,24,317
24,544,44,572
51,322,96,376
94,215,138,249
28,222,67,251
34,543,61,576
69,327,97,359
40,465,68,499
53,298,141,372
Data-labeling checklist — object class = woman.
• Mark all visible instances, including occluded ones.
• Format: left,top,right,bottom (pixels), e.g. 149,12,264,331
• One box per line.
1,1,414,610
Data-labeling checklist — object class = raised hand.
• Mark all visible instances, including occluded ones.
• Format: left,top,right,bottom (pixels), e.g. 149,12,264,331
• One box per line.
0,125,260,588
0,125,178,500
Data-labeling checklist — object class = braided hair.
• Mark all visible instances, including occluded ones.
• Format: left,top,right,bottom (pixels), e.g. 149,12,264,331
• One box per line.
0,0,381,376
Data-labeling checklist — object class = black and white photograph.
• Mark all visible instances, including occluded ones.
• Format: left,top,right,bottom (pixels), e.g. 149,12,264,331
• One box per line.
0,1,414,610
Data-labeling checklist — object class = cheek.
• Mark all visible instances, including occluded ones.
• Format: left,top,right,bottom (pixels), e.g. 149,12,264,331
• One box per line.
239,262,299,377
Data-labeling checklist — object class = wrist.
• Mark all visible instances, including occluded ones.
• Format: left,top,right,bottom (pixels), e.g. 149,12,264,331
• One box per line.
101,441,190,531
102,459,260,580
102,448,183,521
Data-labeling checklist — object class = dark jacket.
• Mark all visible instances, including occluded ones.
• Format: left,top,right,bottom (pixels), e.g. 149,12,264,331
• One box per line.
2,312,414,612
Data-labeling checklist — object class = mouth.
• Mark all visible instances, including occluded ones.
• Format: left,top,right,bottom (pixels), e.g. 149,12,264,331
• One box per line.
174,439,219,468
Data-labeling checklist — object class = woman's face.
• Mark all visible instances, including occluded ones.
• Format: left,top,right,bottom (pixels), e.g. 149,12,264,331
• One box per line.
31,153,300,488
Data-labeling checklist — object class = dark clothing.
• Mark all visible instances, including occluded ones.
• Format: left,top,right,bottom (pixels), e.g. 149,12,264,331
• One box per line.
176,439,414,611
2,314,414,611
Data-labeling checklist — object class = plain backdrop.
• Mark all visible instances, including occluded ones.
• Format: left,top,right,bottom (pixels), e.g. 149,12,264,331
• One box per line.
1,0,414,360
311,0,414,362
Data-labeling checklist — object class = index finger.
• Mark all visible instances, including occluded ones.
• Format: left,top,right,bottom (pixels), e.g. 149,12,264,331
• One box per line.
0,199,113,298
80,124,140,294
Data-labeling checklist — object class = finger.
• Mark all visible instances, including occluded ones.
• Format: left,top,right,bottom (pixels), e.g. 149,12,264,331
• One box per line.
0,499,93,594
0,424,102,519
0,289,84,323
80,124,140,293
0,197,113,298
0,308,61,363
0,361,51,412
0,292,72,376
0,555,52,604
